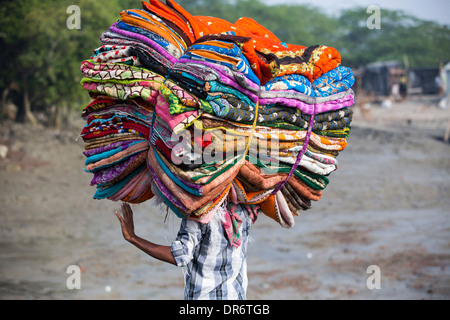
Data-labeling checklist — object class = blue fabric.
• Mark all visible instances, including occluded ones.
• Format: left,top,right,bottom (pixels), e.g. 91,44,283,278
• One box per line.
209,99,232,118
180,51,260,86
262,65,355,98
189,42,242,58
207,81,255,107
262,73,313,95
86,148,144,173
312,66,355,97
123,9,151,21
178,71,205,86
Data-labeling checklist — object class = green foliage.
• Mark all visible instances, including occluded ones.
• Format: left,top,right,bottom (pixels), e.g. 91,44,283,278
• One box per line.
338,7,450,68
0,0,122,115
0,0,448,125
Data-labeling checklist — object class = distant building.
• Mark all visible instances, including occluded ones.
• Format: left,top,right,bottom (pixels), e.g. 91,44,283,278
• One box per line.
442,62,450,96
356,60,441,99
408,68,441,95
357,60,405,98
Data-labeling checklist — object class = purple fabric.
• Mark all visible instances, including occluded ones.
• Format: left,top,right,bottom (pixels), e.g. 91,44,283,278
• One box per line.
90,153,142,185
147,159,188,211
100,31,173,71
178,57,261,91
110,22,178,64
84,140,142,157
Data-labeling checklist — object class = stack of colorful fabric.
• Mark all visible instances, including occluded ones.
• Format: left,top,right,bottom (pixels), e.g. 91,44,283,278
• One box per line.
79,0,355,234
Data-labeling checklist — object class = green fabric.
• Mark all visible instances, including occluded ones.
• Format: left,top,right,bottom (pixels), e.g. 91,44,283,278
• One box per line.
247,155,329,190
160,84,197,115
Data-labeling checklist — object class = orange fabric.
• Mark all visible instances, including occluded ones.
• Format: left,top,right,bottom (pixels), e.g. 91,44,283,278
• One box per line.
143,0,196,45
233,17,290,83
195,16,237,37
242,39,276,84
259,195,279,224
128,184,154,204
140,0,342,83
200,40,237,50
233,17,281,43
197,15,340,83
312,46,341,80
190,183,232,219
318,135,348,149
120,9,184,51
239,161,287,190
163,0,205,39
268,45,342,82
231,179,272,205
190,15,277,83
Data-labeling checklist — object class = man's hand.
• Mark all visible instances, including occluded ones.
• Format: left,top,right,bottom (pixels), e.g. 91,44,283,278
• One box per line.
115,202,136,242
114,202,177,265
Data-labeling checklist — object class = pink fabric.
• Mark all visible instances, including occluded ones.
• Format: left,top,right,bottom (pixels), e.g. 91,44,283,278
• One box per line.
107,168,147,201
275,191,295,228
155,92,199,132
128,170,153,202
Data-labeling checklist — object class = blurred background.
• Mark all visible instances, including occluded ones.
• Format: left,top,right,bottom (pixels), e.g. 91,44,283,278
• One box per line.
0,0,449,300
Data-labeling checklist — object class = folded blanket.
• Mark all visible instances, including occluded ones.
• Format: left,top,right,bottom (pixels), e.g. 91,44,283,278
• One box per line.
79,0,356,230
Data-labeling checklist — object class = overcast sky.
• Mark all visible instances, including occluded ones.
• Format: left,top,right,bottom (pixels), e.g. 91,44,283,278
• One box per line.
260,0,449,25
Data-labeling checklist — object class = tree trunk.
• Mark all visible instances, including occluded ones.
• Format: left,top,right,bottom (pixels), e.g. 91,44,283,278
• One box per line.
1,87,9,120
21,87,38,126
15,76,38,125
47,104,61,129
15,98,25,123
445,120,450,143
55,104,62,130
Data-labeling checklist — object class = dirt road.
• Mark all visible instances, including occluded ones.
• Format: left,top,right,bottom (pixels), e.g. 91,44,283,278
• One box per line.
0,98,449,300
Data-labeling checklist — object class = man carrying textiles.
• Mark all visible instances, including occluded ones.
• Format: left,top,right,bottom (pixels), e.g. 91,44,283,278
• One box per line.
116,201,256,300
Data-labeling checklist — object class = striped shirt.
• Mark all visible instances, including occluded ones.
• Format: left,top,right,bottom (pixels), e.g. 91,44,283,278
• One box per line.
171,204,252,300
